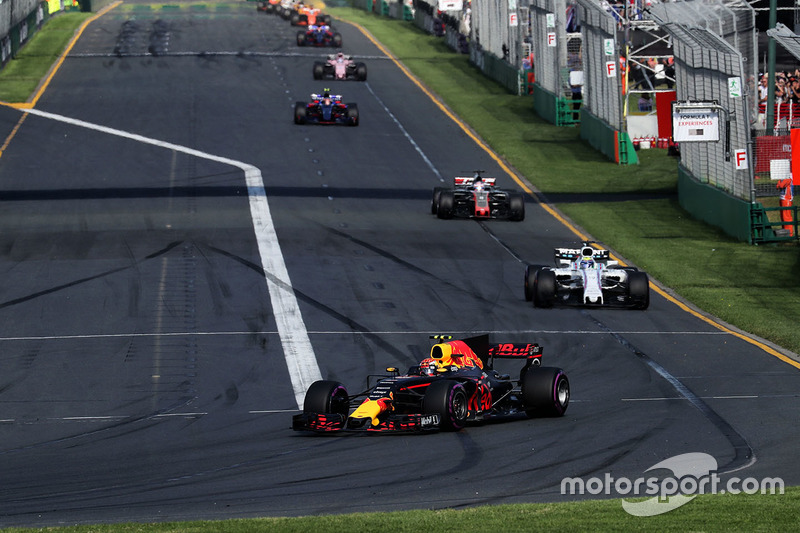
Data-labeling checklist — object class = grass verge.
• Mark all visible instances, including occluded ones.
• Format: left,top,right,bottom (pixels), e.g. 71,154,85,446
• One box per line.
0,13,93,103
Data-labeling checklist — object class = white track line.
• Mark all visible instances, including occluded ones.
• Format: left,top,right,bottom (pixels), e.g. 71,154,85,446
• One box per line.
9,106,321,409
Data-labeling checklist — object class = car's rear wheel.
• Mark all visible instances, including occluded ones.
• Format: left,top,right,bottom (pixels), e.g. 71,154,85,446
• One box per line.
437,190,455,219
509,192,525,221
332,33,343,47
294,102,307,124
290,12,300,25
522,367,569,417
345,103,359,126
423,380,468,431
296,31,306,46
312,62,324,79
533,268,556,307
431,187,445,214
356,63,367,81
524,264,545,301
628,271,650,310
303,380,350,416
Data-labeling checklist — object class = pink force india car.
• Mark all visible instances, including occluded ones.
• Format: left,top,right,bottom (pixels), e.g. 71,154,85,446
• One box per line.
292,334,570,433
431,172,526,221
524,242,650,309
313,53,367,81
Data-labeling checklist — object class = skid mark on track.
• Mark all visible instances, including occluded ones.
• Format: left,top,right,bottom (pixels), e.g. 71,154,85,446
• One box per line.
0,104,321,410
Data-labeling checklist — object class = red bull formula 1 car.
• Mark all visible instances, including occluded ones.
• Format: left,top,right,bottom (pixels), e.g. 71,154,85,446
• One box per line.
313,53,367,81
292,334,570,433
297,24,342,47
524,242,650,309
431,172,525,221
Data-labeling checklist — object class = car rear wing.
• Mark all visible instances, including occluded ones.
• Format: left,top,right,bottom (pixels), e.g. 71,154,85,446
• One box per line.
554,246,612,266
432,334,543,370
327,54,352,60
454,176,496,187
311,93,342,101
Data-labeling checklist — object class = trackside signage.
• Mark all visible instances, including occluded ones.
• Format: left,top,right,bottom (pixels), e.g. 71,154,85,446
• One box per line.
561,453,784,516
673,111,720,142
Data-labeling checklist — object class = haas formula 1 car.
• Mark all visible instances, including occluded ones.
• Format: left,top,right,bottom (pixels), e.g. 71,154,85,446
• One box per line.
431,172,525,221
297,24,342,47
294,90,359,126
313,53,367,81
292,334,570,433
524,242,650,309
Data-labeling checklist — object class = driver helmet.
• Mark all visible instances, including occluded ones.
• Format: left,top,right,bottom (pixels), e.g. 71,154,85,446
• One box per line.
579,258,594,269
337,52,344,59
420,357,446,375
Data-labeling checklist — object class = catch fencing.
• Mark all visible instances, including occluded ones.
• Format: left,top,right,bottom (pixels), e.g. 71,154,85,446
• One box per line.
529,0,583,126
575,0,633,163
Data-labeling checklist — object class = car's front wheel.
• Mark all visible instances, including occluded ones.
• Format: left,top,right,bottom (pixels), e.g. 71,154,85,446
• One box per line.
294,102,307,124
423,380,468,431
303,380,350,416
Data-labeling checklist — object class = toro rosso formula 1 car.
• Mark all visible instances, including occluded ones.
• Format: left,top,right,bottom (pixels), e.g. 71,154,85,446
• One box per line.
294,90,359,126
313,53,367,81
524,242,650,309
297,24,342,47
292,334,570,433
431,172,525,221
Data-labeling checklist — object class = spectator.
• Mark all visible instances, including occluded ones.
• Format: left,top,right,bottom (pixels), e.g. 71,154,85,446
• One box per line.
758,74,769,107
638,93,652,112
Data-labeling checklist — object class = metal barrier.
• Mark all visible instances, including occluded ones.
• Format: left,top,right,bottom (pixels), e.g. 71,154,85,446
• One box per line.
751,204,799,244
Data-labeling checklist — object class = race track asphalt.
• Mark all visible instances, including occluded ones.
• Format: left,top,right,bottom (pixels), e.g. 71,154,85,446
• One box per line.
0,4,798,527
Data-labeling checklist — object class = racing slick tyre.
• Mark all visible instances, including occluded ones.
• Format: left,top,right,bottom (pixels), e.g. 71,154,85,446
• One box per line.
431,187,445,214
312,62,324,80
333,33,343,47
436,190,455,219
296,31,306,46
522,367,570,418
345,103,359,126
290,12,300,25
628,271,650,310
322,14,332,24
524,264,546,302
303,380,350,417
422,380,468,431
533,268,556,308
509,192,525,221
356,63,367,81
294,102,307,124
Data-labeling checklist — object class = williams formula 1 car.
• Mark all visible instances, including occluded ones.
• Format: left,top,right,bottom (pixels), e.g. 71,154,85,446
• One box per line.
297,24,342,47
431,172,525,221
524,242,650,309
292,334,570,433
294,90,359,126
313,53,367,81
